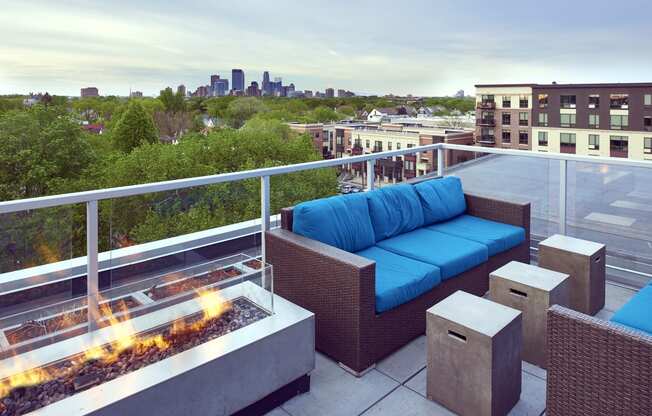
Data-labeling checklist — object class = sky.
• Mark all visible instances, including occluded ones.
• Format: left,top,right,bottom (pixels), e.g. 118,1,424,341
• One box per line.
1,0,652,97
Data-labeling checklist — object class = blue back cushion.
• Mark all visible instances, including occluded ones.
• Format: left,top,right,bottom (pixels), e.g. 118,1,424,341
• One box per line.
366,184,425,241
292,193,375,252
414,176,466,224
610,285,652,336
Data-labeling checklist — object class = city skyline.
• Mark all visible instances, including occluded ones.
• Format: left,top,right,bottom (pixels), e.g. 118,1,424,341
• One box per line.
1,0,652,96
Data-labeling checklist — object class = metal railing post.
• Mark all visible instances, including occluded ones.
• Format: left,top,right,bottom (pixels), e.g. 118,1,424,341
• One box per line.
437,147,445,177
86,200,100,331
559,160,567,235
260,176,270,288
366,160,375,190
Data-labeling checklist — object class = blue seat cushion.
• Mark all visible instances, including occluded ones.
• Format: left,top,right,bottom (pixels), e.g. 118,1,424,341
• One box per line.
426,215,526,256
292,193,375,252
414,176,466,224
376,228,488,280
355,246,441,313
366,184,425,241
610,285,652,336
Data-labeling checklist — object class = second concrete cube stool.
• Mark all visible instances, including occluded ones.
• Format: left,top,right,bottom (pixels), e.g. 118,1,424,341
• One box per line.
489,261,570,368
426,290,522,416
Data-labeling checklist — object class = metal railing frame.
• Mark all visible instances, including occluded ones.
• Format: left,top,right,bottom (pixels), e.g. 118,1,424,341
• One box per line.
2,142,652,329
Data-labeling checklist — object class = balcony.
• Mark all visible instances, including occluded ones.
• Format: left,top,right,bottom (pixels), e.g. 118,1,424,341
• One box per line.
475,118,496,127
476,134,496,145
476,101,496,110
1,143,652,415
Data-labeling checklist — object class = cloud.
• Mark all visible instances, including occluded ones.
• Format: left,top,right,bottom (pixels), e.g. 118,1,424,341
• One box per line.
1,0,651,96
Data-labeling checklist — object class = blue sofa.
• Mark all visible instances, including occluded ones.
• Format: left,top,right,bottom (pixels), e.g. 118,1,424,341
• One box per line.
266,176,531,373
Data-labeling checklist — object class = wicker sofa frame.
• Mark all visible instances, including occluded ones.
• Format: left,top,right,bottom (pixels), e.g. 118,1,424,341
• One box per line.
266,193,530,374
547,305,652,416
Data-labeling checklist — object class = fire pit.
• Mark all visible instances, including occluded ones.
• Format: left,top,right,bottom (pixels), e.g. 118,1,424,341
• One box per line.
0,255,315,416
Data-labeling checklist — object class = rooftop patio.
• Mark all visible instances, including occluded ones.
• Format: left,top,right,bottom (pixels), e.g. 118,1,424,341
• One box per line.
0,143,650,415
265,279,637,416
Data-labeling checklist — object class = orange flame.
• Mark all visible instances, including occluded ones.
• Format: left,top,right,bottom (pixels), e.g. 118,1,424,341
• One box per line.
0,288,231,398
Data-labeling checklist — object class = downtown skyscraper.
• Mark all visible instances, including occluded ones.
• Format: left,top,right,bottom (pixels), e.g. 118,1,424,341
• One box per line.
232,69,245,92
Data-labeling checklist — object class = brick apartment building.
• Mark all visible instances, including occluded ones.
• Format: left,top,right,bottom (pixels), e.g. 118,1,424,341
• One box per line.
288,122,474,183
476,83,652,160
80,87,99,97
475,84,534,149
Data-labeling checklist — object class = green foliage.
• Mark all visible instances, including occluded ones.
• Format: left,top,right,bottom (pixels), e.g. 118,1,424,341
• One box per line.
111,100,159,152
158,87,186,113
423,97,475,114
0,108,95,200
0,97,24,114
224,97,268,128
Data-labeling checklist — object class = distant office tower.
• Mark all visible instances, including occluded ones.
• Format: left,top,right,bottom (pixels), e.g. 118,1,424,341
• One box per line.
455,89,465,98
269,78,282,96
177,84,186,96
246,81,260,97
304,90,313,98
262,71,271,95
325,88,334,98
81,87,99,97
337,89,346,97
130,91,143,98
210,76,229,96
232,69,245,92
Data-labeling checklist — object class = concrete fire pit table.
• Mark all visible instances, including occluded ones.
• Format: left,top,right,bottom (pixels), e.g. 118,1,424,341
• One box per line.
426,290,522,416
489,261,570,368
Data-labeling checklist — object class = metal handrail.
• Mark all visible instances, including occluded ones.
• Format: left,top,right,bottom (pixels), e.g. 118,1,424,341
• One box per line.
3,141,652,329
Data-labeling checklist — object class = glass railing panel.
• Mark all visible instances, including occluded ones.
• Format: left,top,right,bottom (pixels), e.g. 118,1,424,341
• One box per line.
567,161,652,286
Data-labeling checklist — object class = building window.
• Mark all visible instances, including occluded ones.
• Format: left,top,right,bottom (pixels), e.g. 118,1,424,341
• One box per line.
519,130,528,145
538,131,548,146
560,133,576,154
396,142,401,150
502,113,511,125
519,96,529,108
610,135,628,158
610,114,629,130
610,94,629,109
518,112,529,126
560,113,576,128
374,141,383,152
354,138,361,148
502,131,511,143
560,95,576,109
388,142,392,150
480,128,495,142
645,94,652,106
538,113,548,127
589,134,600,150
644,116,652,131
407,144,414,148
588,94,600,109
365,139,370,148
645,137,652,154
502,96,511,108
589,114,600,129
538,94,548,108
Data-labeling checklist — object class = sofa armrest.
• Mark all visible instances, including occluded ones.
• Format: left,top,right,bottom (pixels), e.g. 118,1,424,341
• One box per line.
265,228,376,370
546,305,652,416
464,193,531,240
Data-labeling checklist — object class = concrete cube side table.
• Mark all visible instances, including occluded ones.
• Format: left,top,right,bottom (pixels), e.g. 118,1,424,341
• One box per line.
538,234,606,315
489,261,570,368
426,290,522,416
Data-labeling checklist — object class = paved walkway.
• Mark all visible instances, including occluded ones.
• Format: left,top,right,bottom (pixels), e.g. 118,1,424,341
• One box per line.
267,281,637,416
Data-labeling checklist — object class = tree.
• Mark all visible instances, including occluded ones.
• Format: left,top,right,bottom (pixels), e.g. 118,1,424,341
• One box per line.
112,100,158,152
158,87,186,113
224,97,267,128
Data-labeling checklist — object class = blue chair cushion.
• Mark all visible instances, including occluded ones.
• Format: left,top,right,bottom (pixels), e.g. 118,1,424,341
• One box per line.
292,193,375,252
376,228,488,280
355,246,441,313
414,176,466,224
610,285,652,336
366,184,425,241
426,215,526,256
